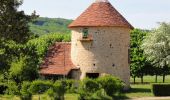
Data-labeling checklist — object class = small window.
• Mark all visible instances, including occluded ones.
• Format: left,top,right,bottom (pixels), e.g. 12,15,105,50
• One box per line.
112,64,115,67
82,28,88,38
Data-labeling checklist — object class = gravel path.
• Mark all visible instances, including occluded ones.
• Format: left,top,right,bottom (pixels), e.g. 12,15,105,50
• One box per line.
130,97,170,100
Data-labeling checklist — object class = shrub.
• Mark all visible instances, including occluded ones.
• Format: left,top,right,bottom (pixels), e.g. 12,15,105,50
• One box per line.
87,89,112,100
62,79,77,93
46,88,58,100
78,78,100,99
152,83,170,96
81,78,100,93
29,80,53,94
63,34,71,42
5,80,20,95
20,81,32,100
52,80,66,100
97,75,124,97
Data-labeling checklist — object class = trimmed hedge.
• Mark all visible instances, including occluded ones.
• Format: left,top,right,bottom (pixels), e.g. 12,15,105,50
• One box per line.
152,83,170,96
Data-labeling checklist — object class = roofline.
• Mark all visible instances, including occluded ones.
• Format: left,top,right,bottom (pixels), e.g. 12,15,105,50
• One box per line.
68,25,134,30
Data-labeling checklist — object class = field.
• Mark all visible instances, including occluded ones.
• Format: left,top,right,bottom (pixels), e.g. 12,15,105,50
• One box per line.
0,75,170,100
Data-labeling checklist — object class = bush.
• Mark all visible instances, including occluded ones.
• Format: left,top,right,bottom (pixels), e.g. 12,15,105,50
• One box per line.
97,75,124,97
52,80,66,100
62,79,77,93
152,83,170,96
20,81,32,100
5,80,20,95
46,88,58,100
29,80,53,94
88,89,112,100
78,78,100,99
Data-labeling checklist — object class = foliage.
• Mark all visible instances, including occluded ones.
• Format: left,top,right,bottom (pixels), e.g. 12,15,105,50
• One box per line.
29,80,53,94
78,76,123,99
87,89,112,100
26,33,71,63
28,80,67,100
0,0,37,84
29,17,73,35
78,78,100,99
1,33,71,84
52,80,66,100
130,29,153,80
20,81,32,100
0,40,22,71
142,23,170,82
97,75,124,97
142,23,170,67
9,55,38,83
61,79,77,93
5,80,19,95
152,83,170,96
80,78,100,93
78,78,100,100
0,0,37,43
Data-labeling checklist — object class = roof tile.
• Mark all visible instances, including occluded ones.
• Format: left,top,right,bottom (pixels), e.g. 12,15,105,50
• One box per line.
40,43,77,75
69,2,133,29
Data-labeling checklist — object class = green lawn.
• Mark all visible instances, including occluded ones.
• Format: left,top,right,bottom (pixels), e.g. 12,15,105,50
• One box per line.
0,95,20,100
130,75,170,83
0,94,79,100
124,84,153,99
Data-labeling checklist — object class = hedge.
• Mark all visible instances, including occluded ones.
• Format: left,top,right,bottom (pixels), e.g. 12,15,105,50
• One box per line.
152,83,170,96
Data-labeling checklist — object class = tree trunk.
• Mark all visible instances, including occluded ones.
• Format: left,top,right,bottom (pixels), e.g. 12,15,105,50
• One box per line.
134,77,136,84
141,75,143,84
155,74,158,83
163,74,166,83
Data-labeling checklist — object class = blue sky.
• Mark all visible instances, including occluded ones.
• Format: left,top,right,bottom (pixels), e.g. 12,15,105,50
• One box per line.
19,0,170,29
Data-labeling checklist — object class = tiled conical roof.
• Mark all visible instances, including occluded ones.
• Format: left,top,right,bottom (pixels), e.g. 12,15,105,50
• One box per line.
69,0,133,29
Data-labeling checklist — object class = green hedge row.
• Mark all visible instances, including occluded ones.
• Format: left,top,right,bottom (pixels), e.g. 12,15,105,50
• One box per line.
152,83,170,96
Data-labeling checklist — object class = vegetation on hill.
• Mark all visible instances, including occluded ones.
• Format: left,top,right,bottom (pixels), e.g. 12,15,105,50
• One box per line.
29,17,73,35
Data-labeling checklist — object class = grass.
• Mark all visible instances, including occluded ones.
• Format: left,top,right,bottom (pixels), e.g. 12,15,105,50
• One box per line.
124,84,153,99
64,94,79,100
130,75,170,83
0,94,79,100
0,95,20,100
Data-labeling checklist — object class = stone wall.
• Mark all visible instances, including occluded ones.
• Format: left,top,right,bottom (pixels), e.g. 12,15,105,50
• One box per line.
71,27,131,88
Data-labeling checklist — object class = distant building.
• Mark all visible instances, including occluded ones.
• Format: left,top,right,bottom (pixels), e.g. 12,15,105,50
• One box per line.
40,0,133,89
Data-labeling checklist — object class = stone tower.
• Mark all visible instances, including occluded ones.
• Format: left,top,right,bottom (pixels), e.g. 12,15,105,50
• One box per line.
69,0,133,88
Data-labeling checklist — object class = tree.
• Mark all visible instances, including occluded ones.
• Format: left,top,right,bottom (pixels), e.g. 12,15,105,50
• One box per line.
142,23,170,83
9,55,39,83
0,0,38,73
0,0,37,43
130,29,153,83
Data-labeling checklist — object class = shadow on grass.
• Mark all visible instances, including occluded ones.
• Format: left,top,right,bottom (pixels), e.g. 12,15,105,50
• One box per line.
114,86,151,100
127,87,151,93
114,94,130,100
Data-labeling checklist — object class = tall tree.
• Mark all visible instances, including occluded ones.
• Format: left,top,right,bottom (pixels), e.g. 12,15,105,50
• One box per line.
142,23,170,83
130,29,153,83
0,0,37,73
0,0,37,43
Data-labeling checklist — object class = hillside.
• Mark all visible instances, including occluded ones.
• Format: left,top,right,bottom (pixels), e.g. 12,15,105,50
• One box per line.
29,17,73,35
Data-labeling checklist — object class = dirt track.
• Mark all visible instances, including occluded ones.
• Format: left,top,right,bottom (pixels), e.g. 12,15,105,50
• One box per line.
130,97,170,100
